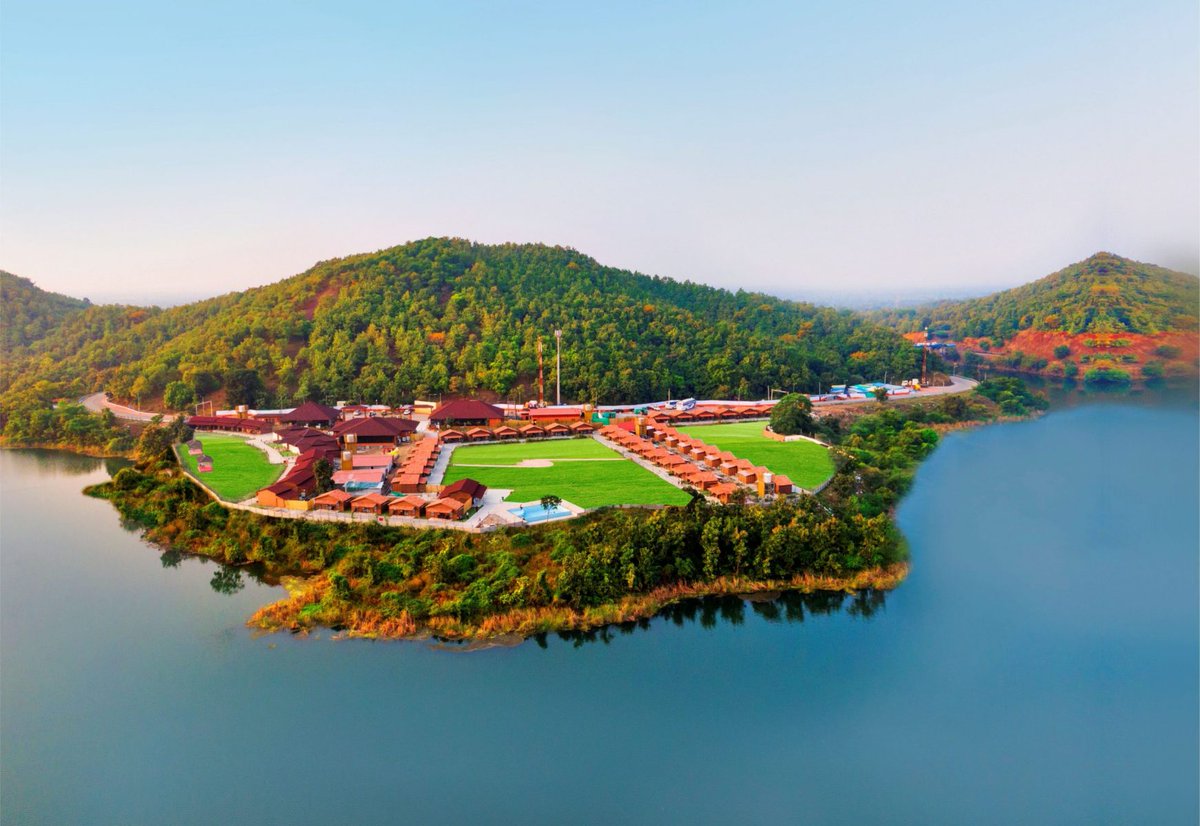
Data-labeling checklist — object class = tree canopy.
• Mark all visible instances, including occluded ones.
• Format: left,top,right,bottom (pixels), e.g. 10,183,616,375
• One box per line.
869,252,1199,342
768,393,814,436
1,239,918,420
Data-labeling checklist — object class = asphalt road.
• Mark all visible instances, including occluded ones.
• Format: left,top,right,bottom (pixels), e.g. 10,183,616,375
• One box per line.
78,374,978,422
79,392,178,422
810,374,978,407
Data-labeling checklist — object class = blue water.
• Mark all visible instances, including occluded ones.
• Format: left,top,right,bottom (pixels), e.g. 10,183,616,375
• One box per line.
510,503,573,522
1,399,1196,824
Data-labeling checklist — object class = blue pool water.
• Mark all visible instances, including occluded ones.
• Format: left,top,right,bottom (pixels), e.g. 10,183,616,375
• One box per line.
510,503,573,522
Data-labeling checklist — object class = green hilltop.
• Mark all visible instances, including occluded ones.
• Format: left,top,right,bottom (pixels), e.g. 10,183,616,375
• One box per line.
0,238,918,416
870,253,1199,342
0,271,93,353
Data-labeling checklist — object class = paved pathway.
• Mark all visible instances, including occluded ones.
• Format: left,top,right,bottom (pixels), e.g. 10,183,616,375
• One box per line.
80,392,179,422
426,440,457,487
592,432,710,499
811,374,977,407
245,435,286,465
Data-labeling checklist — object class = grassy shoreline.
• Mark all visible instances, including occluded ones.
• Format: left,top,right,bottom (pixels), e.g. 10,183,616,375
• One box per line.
86,464,908,644
0,440,134,459
248,563,910,642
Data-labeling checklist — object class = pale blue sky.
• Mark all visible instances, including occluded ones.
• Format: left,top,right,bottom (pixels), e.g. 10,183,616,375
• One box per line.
2,0,1196,304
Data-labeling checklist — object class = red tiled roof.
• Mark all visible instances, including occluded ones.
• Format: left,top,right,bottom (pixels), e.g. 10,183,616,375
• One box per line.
312,489,353,504
425,497,467,516
443,478,487,500
185,415,270,433
334,417,418,437
527,407,583,419
429,399,503,422
280,400,340,424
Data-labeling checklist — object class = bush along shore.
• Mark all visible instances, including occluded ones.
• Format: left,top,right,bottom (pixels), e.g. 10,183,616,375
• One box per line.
83,379,1044,642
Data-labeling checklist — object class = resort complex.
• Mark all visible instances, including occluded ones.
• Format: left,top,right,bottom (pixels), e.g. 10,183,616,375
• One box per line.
180,396,840,531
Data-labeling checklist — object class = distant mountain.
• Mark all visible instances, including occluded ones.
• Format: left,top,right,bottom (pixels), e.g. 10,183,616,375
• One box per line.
0,271,92,353
870,253,1199,382
869,253,1199,340
0,238,919,414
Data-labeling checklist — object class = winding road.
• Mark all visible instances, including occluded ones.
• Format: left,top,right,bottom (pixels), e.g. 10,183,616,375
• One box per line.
79,392,178,423
78,375,978,423
810,374,978,407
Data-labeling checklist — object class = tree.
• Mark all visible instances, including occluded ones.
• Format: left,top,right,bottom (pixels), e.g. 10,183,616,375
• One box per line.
540,494,562,513
135,418,175,462
224,368,265,407
313,458,334,494
164,380,195,411
769,393,814,436
191,370,221,398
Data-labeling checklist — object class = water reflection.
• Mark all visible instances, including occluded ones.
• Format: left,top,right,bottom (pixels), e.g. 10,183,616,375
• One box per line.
209,567,246,595
155,548,266,596
533,588,889,648
964,368,1198,409
11,448,131,477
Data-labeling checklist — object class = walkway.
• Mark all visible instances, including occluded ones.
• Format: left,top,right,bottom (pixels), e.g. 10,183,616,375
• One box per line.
592,432,712,500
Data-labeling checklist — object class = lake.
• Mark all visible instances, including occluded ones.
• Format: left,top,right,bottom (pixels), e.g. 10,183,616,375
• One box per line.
1,399,1197,825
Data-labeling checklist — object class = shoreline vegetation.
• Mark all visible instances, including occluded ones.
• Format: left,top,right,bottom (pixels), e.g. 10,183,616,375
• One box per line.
80,378,1048,643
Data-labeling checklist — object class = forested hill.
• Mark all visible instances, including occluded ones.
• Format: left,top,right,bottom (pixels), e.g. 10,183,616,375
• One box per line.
869,253,1199,342
0,271,93,352
0,238,917,415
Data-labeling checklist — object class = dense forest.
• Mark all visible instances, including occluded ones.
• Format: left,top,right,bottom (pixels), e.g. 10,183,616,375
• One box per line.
0,271,93,353
0,239,919,427
869,253,1199,342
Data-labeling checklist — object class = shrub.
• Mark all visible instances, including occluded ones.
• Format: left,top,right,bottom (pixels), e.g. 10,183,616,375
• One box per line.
1053,344,1071,359
1083,367,1132,385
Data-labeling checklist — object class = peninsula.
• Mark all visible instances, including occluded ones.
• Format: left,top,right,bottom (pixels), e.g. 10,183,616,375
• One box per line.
4,239,1184,642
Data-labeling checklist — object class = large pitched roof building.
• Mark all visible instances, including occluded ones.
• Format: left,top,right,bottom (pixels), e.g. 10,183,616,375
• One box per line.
428,400,504,427
279,400,340,427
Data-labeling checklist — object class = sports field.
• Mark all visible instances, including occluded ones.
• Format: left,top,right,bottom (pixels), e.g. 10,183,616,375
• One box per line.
676,421,835,490
179,433,283,502
443,437,690,508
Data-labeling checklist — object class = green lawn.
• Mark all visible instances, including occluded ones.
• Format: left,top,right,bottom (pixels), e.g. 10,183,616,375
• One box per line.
445,437,615,465
444,437,690,508
179,433,283,502
676,421,835,490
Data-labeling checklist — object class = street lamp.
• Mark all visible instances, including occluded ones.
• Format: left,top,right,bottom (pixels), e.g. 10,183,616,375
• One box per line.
554,329,563,406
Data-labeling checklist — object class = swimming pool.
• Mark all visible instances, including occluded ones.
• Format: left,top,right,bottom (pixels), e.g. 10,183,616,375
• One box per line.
509,503,573,523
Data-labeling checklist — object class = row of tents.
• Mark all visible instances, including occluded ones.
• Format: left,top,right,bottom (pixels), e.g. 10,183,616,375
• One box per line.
599,424,793,501
438,421,595,443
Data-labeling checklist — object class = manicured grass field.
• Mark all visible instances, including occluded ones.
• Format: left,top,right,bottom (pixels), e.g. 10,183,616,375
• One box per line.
179,433,283,502
676,421,835,490
443,437,690,508
444,437,615,465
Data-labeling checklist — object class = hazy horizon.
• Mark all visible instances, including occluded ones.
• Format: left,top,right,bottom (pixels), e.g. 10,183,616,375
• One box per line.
2,1,1197,304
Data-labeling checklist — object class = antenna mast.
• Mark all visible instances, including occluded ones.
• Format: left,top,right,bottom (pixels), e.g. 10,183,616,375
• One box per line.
554,329,563,406
536,339,545,406
921,326,928,385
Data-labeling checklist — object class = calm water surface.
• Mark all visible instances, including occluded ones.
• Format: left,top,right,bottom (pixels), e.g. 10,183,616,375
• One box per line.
1,401,1197,825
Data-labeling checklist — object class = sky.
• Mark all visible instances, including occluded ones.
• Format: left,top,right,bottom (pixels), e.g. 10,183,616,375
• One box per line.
1,0,1197,306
